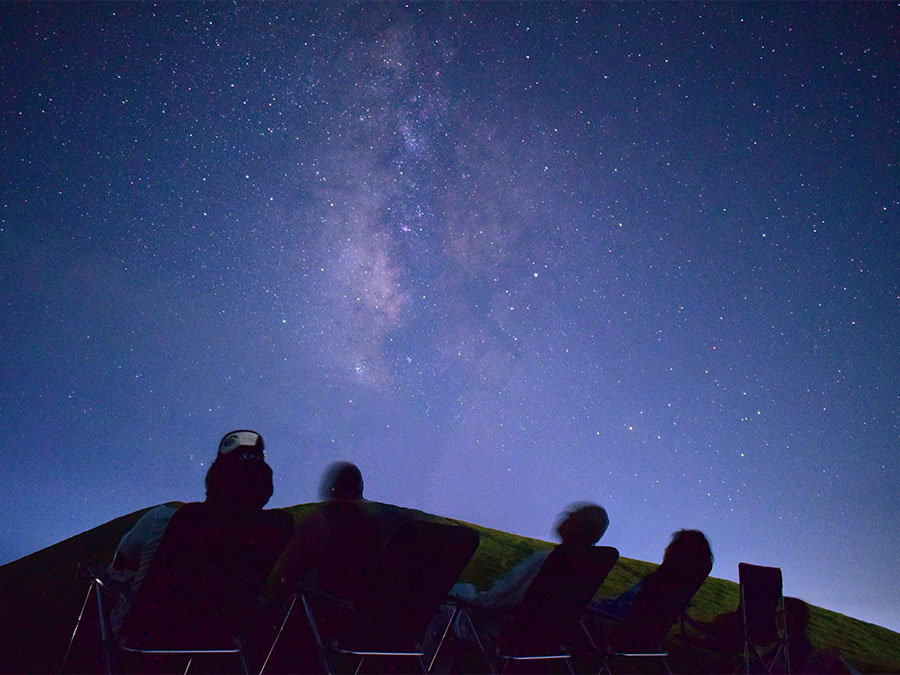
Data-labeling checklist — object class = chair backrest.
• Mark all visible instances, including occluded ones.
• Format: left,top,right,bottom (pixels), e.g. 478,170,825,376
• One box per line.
120,502,294,649
338,520,480,651
609,557,712,652
738,563,784,645
499,544,620,654
309,500,384,605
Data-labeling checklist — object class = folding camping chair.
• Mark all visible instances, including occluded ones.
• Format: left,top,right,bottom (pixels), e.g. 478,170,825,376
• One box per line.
269,519,479,674
739,562,789,674
583,557,712,674
450,544,619,675
74,502,293,674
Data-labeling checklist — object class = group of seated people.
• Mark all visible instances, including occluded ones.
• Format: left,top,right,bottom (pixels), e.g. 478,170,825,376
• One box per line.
105,429,853,673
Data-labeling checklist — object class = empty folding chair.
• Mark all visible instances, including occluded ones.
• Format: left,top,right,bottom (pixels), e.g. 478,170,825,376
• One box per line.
739,562,790,674
452,544,619,674
273,519,479,674
76,502,293,674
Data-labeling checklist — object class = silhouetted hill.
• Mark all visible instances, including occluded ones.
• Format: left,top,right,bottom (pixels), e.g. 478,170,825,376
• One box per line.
2,503,898,673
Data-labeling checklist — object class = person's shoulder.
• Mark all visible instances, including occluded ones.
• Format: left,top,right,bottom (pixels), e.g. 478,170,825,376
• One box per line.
135,503,179,528
529,548,553,563
118,503,179,549
366,500,426,521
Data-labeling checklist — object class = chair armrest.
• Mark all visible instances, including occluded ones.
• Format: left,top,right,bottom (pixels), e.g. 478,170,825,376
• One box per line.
285,580,355,611
584,604,625,623
444,593,507,621
77,562,134,602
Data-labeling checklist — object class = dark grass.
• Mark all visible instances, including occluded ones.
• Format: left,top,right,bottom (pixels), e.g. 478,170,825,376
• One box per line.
1,502,898,673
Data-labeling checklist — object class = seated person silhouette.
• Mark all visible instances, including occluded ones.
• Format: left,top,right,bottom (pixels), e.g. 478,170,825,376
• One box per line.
781,597,858,674
580,528,712,655
106,429,274,634
270,461,422,597
683,596,859,674
260,461,424,670
307,462,384,603
590,528,713,620
448,502,609,647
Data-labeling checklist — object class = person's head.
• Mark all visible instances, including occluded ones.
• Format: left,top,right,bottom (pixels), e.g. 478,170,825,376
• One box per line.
555,502,609,546
205,429,273,510
663,529,713,567
318,461,364,501
783,597,810,634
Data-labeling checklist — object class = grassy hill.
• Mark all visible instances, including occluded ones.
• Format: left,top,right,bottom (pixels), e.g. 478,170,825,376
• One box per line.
1,502,898,673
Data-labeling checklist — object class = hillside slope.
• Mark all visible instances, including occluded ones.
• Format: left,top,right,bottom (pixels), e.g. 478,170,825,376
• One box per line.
1,503,898,673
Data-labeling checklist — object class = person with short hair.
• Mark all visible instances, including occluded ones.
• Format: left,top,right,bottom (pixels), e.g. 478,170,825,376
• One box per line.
318,460,364,501
270,461,423,597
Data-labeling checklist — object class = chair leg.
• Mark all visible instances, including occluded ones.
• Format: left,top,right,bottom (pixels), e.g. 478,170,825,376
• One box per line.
260,595,297,675
427,606,459,673
93,583,117,675
301,595,334,675
61,583,95,674
460,608,497,675
238,648,250,675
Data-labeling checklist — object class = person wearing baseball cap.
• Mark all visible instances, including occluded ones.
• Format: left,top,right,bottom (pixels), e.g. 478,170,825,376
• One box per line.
107,429,274,634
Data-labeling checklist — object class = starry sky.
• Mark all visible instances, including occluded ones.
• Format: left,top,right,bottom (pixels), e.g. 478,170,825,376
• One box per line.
2,2,898,633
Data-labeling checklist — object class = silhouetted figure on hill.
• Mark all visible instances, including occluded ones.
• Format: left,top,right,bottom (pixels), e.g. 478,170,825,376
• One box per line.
437,502,609,655
257,461,423,672
590,528,713,620
107,429,274,634
682,595,860,673
782,597,859,674
269,461,424,595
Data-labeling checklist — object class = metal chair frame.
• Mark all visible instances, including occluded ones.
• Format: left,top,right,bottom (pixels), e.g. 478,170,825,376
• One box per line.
579,612,672,675
80,564,251,675
263,521,479,675
453,597,576,675
444,545,619,675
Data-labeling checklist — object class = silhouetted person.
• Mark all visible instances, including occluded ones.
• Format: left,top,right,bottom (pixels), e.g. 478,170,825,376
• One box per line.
589,528,713,619
259,462,423,672
107,429,273,633
307,462,384,602
443,502,609,650
782,597,859,674
270,461,423,596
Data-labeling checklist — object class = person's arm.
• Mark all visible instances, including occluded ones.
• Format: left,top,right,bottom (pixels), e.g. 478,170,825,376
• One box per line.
106,504,175,582
111,549,139,573
474,550,551,612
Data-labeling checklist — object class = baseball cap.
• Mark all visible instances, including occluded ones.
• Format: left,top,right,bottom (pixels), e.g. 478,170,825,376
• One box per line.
217,430,265,460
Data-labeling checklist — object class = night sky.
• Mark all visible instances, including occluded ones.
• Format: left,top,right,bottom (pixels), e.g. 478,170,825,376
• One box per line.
2,3,898,633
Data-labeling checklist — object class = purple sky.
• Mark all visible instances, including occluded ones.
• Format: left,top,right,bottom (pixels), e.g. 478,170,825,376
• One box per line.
2,3,898,633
